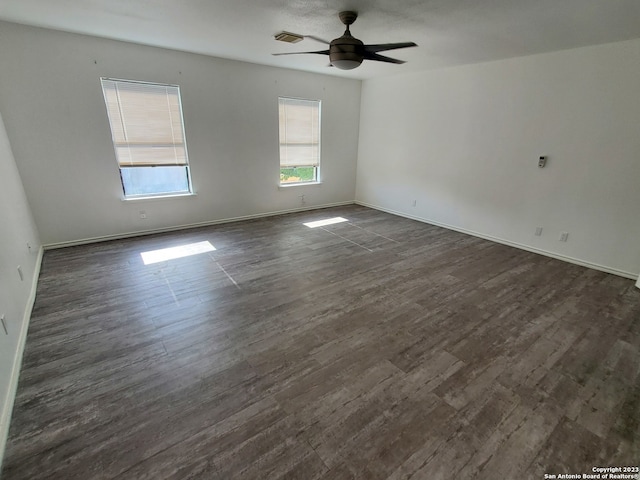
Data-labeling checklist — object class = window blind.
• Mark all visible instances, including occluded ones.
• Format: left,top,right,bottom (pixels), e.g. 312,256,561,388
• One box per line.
278,97,320,168
101,79,188,167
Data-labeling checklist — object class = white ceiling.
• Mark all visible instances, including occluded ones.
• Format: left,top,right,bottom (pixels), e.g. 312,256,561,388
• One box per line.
1,0,639,79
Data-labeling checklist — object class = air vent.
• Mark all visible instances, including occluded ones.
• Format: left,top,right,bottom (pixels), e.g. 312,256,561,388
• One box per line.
274,31,303,43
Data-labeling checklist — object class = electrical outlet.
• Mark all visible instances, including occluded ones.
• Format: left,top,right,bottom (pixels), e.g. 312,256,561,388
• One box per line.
139,210,147,219
559,232,569,242
535,227,543,236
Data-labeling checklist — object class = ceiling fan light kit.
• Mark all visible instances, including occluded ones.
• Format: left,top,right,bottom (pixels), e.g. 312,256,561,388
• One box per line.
273,11,417,70
329,30,364,70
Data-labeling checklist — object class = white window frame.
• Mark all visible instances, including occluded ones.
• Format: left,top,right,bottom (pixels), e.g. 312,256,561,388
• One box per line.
278,97,321,186
100,77,193,199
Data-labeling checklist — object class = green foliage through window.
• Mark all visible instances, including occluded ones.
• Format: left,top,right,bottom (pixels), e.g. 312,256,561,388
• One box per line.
280,166,317,184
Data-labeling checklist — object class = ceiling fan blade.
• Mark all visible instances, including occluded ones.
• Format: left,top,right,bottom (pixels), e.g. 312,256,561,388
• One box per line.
363,42,417,53
363,51,406,64
304,35,331,44
272,50,330,56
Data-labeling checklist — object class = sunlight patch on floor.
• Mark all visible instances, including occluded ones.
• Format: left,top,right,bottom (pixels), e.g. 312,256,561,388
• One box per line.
141,241,216,265
303,217,348,228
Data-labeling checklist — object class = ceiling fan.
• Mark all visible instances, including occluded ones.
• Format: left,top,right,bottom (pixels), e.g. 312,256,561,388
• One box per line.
273,11,417,70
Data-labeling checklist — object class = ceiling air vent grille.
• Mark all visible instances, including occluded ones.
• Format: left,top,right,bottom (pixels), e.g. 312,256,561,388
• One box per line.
274,31,303,43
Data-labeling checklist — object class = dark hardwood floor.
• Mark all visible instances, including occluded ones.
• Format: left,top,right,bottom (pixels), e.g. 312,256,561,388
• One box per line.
3,205,639,479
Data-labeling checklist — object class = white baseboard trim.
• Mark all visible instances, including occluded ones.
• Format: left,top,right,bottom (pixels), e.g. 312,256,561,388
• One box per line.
44,201,355,250
356,201,638,280
0,246,44,470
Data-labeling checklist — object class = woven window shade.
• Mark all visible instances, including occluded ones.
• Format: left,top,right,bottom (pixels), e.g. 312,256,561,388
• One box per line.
101,79,188,167
278,97,320,168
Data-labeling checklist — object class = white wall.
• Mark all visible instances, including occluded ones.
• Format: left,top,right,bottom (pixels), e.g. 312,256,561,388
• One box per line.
0,22,361,246
0,110,41,466
356,39,640,277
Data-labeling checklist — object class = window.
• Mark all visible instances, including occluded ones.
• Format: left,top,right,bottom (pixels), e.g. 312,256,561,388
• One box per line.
278,97,321,185
100,78,192,198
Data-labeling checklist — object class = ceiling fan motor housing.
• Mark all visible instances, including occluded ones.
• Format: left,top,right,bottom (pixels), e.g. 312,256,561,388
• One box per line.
330,33,364,69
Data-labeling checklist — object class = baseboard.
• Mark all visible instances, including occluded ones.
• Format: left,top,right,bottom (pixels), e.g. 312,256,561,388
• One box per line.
356,201,638,280
44,201,355,250
0,245,44,471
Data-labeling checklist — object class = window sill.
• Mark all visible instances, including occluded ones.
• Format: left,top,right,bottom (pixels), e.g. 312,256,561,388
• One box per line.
122,192,197,202
278,182,322,190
